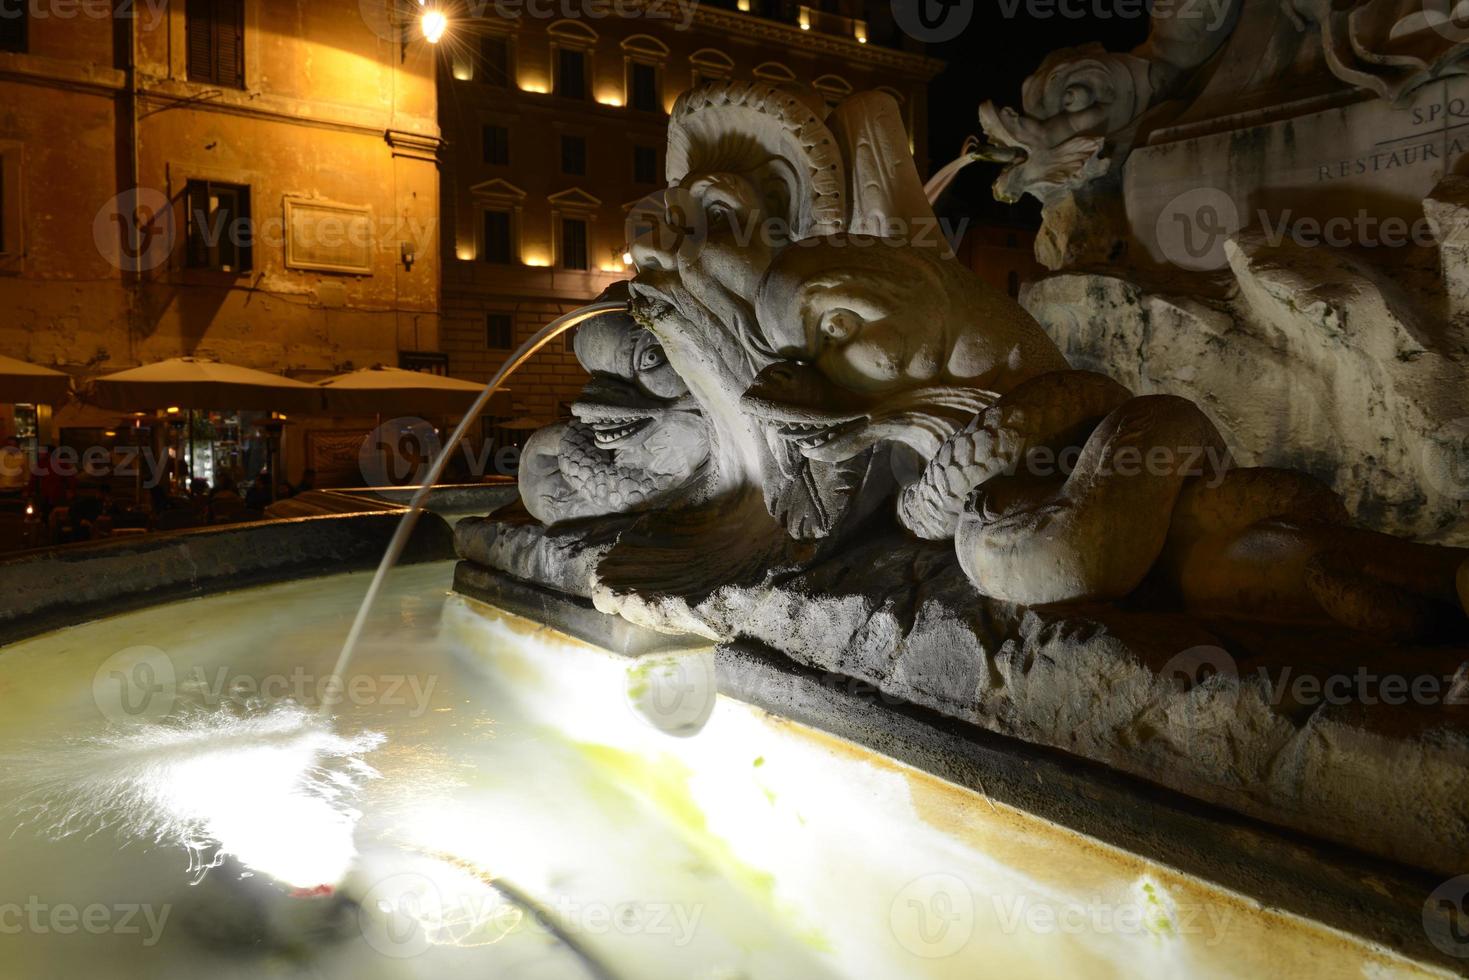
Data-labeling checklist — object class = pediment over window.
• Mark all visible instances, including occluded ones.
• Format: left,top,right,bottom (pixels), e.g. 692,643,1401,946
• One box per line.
470,178,527,204
548,187,602,214
622,34,670,58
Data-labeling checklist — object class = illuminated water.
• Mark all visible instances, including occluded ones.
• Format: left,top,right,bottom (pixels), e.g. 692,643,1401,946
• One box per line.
0,564,1446,978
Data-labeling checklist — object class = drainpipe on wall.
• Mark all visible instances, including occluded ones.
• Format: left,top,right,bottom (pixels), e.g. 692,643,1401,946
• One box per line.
115,7,142,364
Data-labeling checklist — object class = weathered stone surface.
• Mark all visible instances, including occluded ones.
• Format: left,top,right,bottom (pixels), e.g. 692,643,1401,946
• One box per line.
1024,263,1469,544
0,511,455,643
457,517,1469,876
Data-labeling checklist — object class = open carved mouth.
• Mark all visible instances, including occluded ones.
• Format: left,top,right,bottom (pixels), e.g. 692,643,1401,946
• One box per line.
772,418,864,454
585,415,654,448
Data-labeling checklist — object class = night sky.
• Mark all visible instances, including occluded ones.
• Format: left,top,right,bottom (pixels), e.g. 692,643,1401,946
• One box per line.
922,3,1147,226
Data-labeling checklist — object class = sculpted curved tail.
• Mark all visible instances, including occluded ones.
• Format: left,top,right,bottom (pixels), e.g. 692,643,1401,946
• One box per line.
897,371,1131,540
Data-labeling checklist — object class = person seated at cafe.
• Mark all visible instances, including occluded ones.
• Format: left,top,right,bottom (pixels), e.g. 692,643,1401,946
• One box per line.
30,447,75,522
209,473,246,523
244,469,274,511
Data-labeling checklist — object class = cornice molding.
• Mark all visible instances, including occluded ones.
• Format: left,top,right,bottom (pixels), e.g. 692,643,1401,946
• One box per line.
688,7,944,80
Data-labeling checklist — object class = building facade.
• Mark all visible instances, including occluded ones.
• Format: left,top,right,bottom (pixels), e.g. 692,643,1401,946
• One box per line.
437,0,942,428
0,1,442,482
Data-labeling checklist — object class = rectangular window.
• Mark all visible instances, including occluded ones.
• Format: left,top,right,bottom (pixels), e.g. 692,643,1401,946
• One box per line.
482,210,512,264
486,313,513,350
482,125,509,166
185,180,251,273
480,35,509,86
630,62,659,112
560,135,586,176
0,4,27,53
559,218,588,270
186,0,245,89
633,145,657,185
555,48,586,99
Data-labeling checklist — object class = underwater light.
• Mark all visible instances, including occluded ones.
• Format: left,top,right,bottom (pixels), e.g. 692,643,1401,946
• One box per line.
7,704,383,892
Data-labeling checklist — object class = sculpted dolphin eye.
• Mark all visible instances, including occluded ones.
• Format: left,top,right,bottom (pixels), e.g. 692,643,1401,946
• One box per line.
1061,84,1094,112
819,308,861,344
637,343,667,372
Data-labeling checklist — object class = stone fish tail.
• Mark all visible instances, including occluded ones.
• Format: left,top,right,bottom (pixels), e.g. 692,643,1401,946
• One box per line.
896,371,1132,540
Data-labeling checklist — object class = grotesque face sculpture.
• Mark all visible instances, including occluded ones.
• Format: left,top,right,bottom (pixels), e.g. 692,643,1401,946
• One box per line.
626,81,887,540
519,309,711,525
741,235,1070,469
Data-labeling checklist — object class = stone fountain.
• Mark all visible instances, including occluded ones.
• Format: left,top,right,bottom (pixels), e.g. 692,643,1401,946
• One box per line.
455,2,1469,962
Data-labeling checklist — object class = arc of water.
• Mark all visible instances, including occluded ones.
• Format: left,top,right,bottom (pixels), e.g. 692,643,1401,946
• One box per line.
322,298,628,710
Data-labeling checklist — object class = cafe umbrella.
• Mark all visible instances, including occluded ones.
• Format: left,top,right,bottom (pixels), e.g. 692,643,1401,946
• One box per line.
0,354,71,405
314,364,494,417
315,364,509,487
90,357,323,499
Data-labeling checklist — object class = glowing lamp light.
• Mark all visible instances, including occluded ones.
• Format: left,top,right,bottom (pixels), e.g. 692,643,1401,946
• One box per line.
597,94,624,107
621,251,633,266
421,8,447,43
523,254,550,267
455,246,474,261
519,79,549,94
855,21,868,42
737,0,750,9
104,430,117,438
798,9,811,29
165,406,180,414
24,503,33,516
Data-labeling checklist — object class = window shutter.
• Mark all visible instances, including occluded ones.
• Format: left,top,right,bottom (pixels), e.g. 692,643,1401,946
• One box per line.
218,0,244,89
185,180,210,268
236,184,253,271
187,0,244,88
186,0,214,83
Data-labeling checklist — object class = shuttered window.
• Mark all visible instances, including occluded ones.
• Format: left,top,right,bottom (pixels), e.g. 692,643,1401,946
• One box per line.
187,0,245,89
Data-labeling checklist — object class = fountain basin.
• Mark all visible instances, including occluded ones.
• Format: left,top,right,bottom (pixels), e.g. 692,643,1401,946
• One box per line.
0,550,1455,976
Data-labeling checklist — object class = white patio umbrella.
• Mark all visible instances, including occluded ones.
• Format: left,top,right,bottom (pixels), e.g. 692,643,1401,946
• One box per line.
315,364,496,417
0,354,71,405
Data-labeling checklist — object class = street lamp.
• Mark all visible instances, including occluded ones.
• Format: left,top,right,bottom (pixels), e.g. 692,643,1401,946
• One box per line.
420,4,447,43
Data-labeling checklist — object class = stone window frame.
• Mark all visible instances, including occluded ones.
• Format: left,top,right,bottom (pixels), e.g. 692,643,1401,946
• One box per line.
813,73,852,109
172,0,257,91
547,187,601,271
470,179,526,265
753,61,795,84
621,34,669,113
688,48,734,90
547,20,598,101
476,27,516,88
